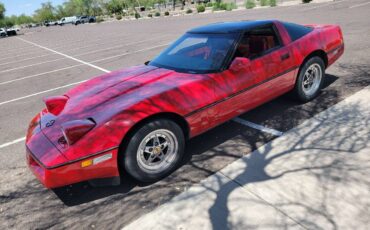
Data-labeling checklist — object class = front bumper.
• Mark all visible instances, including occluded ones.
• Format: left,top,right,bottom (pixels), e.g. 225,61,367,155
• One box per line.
26,147,120,188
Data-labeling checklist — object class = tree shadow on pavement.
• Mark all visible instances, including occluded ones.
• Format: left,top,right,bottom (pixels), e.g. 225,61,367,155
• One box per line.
204,90,370,229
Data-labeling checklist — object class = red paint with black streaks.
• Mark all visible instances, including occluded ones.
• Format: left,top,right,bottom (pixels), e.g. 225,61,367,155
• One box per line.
26,20,344,188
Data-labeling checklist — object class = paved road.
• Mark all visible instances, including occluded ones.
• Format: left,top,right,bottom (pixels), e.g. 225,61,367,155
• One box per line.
0,0,369,229
125,86,370,229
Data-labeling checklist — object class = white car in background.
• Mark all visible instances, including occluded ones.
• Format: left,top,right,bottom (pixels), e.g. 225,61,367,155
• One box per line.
0,28,6,37
73,16,96,25
58,16,77,26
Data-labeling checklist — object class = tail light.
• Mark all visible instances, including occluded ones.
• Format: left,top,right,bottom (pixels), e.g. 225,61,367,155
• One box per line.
61,119,95,145
43,95,68,115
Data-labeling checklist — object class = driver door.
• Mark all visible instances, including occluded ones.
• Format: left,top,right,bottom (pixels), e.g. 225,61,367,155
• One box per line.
208,23,295,126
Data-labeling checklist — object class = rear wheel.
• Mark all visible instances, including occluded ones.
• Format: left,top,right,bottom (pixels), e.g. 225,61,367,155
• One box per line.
122,119,185,182
293,56,325,102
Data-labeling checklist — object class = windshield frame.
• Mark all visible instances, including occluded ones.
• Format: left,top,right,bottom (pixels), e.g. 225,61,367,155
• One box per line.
149,32,241,74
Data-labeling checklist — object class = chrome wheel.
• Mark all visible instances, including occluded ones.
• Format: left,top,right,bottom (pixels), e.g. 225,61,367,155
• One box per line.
302,63,322,97
137,129,178,173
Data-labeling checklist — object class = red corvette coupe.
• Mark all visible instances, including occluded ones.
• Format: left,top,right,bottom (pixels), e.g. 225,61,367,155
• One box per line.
26,20,344,188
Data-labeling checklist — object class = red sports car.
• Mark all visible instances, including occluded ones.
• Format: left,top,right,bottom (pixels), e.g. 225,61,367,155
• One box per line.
26,20,344,188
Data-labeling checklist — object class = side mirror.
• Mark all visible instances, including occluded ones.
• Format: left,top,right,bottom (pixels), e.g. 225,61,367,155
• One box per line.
144,60,150,65
229,57,251,72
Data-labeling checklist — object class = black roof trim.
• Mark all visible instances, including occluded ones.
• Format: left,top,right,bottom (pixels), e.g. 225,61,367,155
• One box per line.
187,20,277,34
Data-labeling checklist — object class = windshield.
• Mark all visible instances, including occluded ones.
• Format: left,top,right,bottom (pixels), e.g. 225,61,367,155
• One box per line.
149,33,238,73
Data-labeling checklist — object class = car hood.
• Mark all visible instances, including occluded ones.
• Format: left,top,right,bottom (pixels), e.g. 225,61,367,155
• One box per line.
39,65,176,154
62,64,174,118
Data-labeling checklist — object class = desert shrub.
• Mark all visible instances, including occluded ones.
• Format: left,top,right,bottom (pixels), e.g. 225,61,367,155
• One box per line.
147,13,153,17
164,11,170,16
135,13,140,19
260,0,268,6
116,15,122,20
197,4,206,13
213,2,235,11
96,16,104,23
206,2,213,7
154,12,160,16
302,0,312,3
245,0,256,9
186,8,193,14
225,2,237,11
270,0,276,6
213,2,225,10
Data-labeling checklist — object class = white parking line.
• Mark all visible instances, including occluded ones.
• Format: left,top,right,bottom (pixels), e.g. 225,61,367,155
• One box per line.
0,36,170,73
0,43,169,86
0,57,66,74
0,137,25,149
16,37,111,73
233,117,284,136
0,35,169,67
0,80,86,106
0,64,83,85
0,53,53,67
0,33,133,58
90,43,170,63
349,1,370,8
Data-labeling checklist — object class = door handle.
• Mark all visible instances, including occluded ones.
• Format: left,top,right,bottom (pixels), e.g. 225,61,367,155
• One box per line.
281,53,290,61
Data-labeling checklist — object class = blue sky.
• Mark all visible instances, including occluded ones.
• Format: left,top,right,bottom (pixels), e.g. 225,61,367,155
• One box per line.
2,0,66,16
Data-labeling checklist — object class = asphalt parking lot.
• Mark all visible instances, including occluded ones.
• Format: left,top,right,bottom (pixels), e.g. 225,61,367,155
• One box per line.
1,0,370,229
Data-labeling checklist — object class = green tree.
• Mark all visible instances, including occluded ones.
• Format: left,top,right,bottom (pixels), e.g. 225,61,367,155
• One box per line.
105,0,127,15
16,14,34,25
90,0,104,16
33,1,56,22
0,2,5,19
55,5,68,18
64,0,104,16
0,17,14,27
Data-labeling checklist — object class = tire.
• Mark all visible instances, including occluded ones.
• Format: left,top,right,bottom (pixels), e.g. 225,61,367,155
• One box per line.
122,119,185,182
293,56,325,102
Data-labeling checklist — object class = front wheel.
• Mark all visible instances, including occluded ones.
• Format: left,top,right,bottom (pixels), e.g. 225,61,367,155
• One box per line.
122,119,185,182
293,56,325,102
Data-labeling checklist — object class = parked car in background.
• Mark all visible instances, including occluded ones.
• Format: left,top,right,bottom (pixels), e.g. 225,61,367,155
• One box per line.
6,28,17,36
74,16,96,25
44,20,58,27
0,28,6,37
58,16,77,26
27,23,40,28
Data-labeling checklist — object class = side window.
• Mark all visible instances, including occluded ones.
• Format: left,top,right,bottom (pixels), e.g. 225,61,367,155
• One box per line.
282,22,313,41
234,24,281,59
